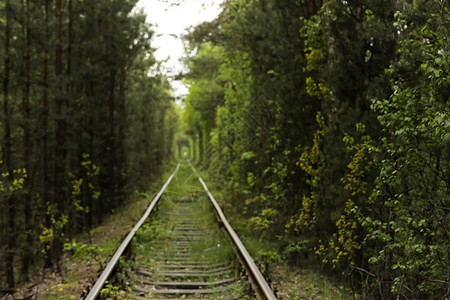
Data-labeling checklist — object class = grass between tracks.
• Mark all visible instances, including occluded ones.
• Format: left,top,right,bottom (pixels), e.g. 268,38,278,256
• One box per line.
133,162,237,267
131,162,250,298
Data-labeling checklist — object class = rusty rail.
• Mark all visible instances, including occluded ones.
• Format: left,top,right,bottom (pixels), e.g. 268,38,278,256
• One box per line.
84,163,180,300
189,162,277,300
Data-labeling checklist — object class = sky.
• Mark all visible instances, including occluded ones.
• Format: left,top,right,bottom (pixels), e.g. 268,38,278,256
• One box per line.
135,0,222,99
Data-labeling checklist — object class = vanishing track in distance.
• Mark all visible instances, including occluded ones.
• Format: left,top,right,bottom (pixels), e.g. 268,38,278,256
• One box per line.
85,162,277,299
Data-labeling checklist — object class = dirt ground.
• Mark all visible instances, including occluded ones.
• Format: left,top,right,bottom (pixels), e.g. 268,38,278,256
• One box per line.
2,196,150,300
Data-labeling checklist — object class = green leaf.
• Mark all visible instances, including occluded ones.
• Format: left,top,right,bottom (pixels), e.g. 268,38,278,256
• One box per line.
241,151,256,160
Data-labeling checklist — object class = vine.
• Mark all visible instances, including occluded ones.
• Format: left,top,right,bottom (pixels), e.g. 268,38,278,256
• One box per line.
316,124,374,268
287,112,328,233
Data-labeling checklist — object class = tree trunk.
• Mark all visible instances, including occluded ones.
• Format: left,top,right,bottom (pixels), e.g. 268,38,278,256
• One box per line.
3,0,16,288
117,69,126,197
191,134,197,162
68,0,72,80
107,69,117,207
41,0,53,268
53,0,66,272
43,0,52,269
197,126,203,164
21,0,33,280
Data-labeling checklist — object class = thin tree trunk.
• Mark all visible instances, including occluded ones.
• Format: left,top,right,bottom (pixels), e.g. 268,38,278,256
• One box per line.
3,0,16,288
68,0,72,80
117,69,126,197
86,78,94,229
309,0,319,16
21,0,33,280
107,69,117,207
53,0,66,272
43,0,52,270
197,126,203,165
66,0,75,235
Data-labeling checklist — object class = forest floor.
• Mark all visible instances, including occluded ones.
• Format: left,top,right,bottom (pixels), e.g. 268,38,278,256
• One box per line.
7,192,154,300
8,168,351,300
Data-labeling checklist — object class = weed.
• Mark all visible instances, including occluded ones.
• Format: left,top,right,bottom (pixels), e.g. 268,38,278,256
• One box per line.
63,240,105,269
100,281,129,300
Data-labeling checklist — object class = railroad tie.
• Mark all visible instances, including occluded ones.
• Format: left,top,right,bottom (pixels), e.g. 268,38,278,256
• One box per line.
132,197,244,299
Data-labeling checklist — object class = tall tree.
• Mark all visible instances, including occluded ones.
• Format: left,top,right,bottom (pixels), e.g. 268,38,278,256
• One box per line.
20,0,32,279
366,2,450,297
2,0,16,288
181,0,449,298
0,0,176,287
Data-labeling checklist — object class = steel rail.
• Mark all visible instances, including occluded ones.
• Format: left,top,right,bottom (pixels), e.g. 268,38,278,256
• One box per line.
84,163,180,300
191,165,277,299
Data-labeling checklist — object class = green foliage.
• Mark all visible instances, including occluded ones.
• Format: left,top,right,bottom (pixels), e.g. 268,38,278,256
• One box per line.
333,126,373,267
0,161,27,193
135,220,171,244
69,153,101,213
100,281,128,300
182,43,225,165
248,208,279,241
288,112,328,233
365,3,450,297
39,205,68,254
182,0,449,298
257,249,281,272
283,240,311,263
299,112,328,187
63,240,105,268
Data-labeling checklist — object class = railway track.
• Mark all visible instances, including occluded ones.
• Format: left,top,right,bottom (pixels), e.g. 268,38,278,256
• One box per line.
85,162,277,299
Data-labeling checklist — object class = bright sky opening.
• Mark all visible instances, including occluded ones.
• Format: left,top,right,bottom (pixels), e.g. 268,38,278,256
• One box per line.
136,0,222,100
